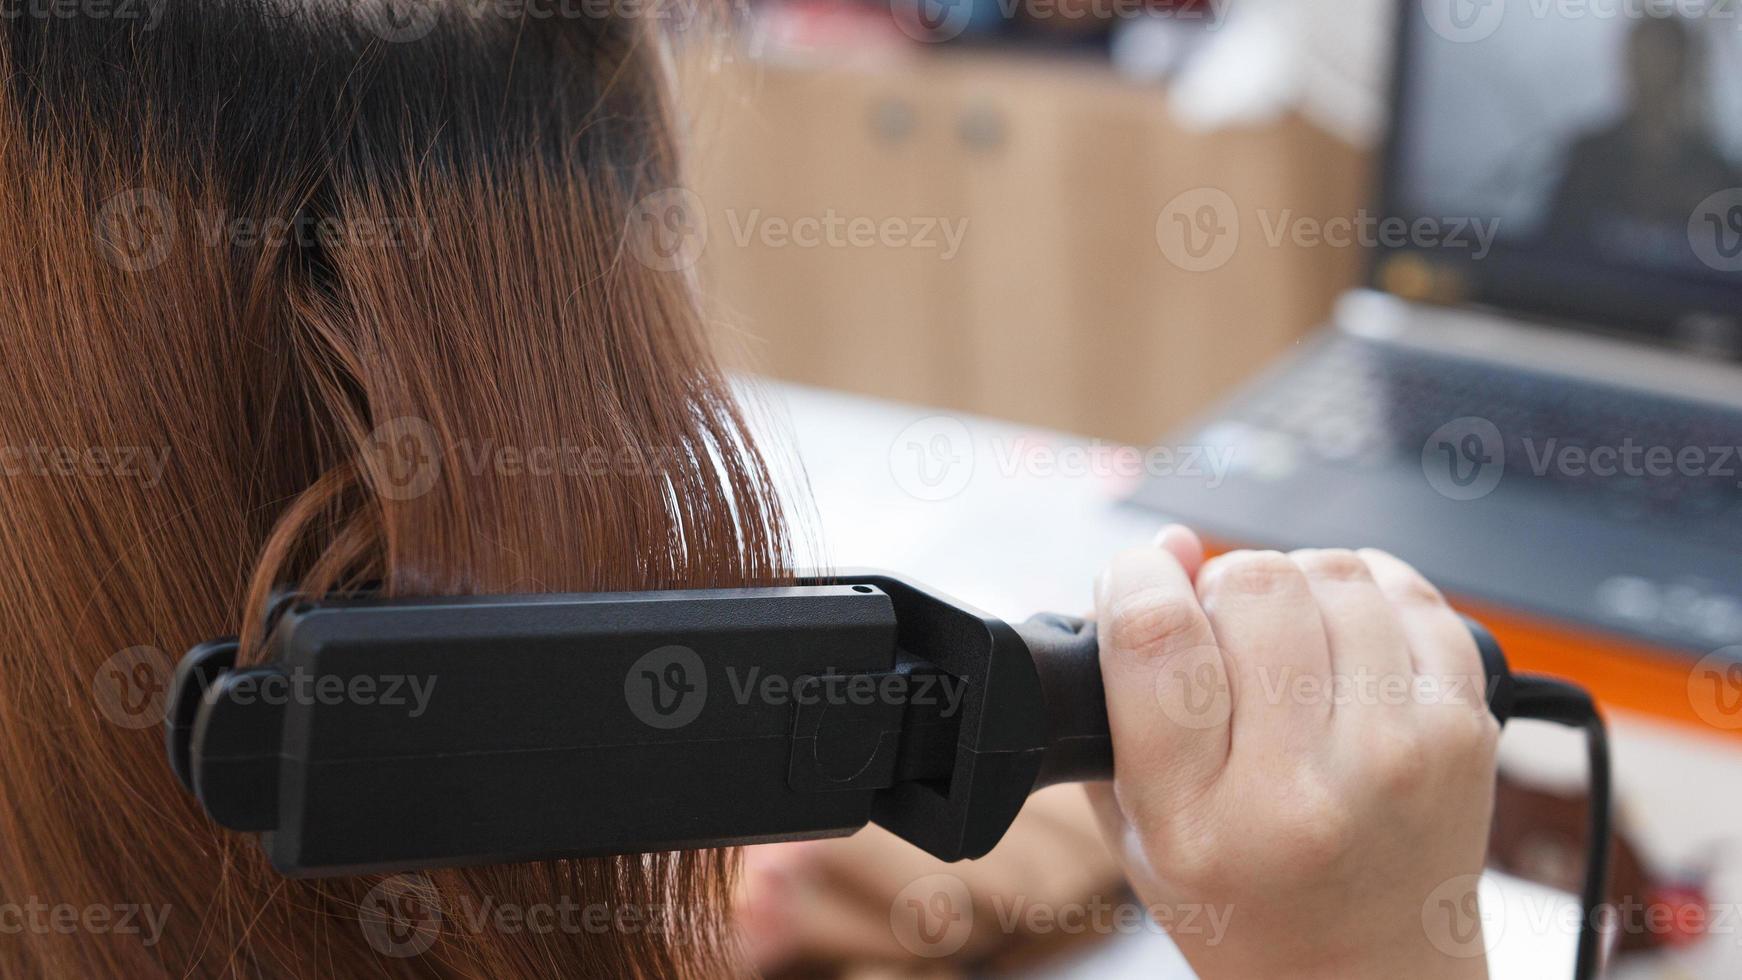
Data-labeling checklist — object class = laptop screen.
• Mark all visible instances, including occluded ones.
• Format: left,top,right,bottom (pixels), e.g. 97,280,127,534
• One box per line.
1379,0,1742,360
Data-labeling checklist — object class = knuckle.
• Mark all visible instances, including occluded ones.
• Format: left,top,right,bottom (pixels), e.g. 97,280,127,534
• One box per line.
1437,667,1493,711
1416,708,1501,777
1107,589,1206,661
1276,779,1358,872
1370,729,1430,793
1199,551,1301,600
1293,548,1373,584
1294,811,1357,872
1475,712,1503,756
1362,549,1448,607
1398,575,1449,608
1442,707,1503,758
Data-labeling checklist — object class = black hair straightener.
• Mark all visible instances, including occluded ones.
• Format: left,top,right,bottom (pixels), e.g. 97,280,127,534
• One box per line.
165,572,1612,979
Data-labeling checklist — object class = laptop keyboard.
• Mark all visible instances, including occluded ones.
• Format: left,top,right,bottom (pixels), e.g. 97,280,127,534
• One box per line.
1239,338,1742,541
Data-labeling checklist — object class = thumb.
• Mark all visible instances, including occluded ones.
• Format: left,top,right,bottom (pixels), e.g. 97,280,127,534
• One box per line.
1094,528,1230,823
1155,523,1207,580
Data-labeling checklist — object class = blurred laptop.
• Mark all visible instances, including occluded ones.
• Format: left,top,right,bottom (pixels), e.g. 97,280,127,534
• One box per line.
1130,0,1742,657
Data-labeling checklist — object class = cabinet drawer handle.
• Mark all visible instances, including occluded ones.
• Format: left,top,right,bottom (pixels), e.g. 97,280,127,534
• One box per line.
870,98,917,144
958,103,1005,151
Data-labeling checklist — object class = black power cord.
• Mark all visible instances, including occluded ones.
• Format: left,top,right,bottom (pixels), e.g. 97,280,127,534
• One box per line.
1509,675,1612,980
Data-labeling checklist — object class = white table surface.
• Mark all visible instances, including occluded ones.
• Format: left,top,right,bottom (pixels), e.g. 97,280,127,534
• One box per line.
748,380,1742,980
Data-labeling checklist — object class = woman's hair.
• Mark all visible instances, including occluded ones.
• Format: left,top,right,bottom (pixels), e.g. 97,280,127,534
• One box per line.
0,2,785,976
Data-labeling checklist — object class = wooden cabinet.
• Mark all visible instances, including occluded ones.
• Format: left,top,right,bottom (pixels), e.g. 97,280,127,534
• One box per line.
681,51,1369,444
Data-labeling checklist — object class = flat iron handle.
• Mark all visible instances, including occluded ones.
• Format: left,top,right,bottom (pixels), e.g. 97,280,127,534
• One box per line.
1014,614,1112,789
1014,612,1515,786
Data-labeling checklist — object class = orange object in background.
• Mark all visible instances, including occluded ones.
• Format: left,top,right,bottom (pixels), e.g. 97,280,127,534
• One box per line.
1457,599,1742,744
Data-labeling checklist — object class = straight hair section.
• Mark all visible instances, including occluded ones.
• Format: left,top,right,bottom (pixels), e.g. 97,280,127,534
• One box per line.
0,3,785,977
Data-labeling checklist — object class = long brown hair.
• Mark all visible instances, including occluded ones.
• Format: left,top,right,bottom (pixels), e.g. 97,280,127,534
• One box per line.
0,3,784,976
